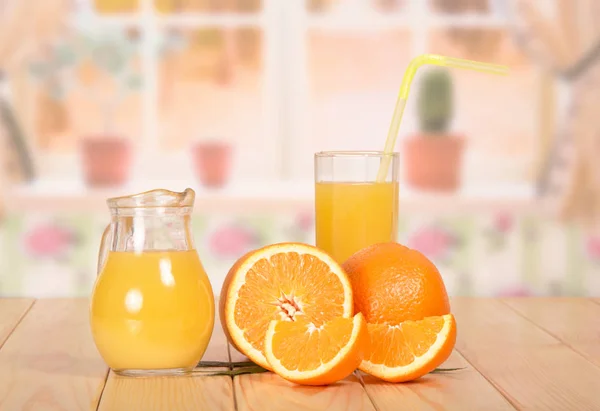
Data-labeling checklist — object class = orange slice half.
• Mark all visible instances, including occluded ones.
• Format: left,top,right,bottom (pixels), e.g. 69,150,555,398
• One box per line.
220,243,353,369
265,313,369,385
360,314,456,382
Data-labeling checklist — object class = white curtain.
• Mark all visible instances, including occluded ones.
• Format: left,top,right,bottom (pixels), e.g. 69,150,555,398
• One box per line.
0,0,69,67
0,0,68,218
511,0,600,224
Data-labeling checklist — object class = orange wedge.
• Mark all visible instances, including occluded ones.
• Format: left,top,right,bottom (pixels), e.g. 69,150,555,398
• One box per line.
220,243,353,369
360,314,456,382
265,313,369,385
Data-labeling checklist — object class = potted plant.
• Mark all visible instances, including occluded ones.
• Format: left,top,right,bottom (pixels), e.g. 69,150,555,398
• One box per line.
191,140,233,189
77,33,141,187
403,68,464,192
28,45,74,150
29,33,142,187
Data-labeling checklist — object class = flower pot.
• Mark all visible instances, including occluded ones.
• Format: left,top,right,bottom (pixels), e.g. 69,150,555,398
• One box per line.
403,134,465,192
375,0,402,12
80,136,132,187
191,141,232,188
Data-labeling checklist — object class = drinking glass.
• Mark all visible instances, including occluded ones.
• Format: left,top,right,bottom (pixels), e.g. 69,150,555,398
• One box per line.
315,151,400,262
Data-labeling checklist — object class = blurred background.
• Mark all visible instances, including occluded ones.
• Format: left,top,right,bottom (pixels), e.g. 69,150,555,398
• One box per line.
1,0,600,298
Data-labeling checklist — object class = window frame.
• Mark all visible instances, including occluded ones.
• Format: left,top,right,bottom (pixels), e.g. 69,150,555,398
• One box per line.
285,0,528,182
13,0,539,194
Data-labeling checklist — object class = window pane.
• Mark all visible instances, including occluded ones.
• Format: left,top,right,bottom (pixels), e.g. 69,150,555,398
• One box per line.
428,28,537,184
158,28,270,178
291,30,412,179
19,28,142,153
155,0,262,13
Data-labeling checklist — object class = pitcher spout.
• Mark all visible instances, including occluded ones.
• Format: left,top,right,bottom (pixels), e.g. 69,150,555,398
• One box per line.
107,188,195,212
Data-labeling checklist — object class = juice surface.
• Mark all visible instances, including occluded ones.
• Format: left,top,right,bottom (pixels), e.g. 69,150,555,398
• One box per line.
90,250,214,371
315,181,398,263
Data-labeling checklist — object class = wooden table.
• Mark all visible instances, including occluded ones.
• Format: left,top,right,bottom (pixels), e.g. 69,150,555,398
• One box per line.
1,298,600,410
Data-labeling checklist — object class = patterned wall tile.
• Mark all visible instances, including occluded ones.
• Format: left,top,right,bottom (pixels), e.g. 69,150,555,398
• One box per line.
402,213,473,295
2,208,600,298
5,213,76,296
0,220,6,294
583,231,600,295
480,212,532,297
1,214,25,295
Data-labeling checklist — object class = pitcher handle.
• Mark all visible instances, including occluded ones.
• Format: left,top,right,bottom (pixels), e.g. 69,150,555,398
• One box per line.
97,224,112,275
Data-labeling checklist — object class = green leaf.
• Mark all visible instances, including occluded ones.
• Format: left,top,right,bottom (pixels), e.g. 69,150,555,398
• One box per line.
49,84,65,100
93,44,126,73
125,74,142,90
430,367,466,374
55,45,77,67
29,63,48,78
194,361,465,378
197,360,256,368
194,365,269,377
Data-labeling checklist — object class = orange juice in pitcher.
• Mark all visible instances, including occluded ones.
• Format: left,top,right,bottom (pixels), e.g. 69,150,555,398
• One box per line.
90,189,214,376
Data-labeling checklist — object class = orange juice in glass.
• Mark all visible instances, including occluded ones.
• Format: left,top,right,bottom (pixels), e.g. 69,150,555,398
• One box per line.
315,151,399,262
90,189,214,376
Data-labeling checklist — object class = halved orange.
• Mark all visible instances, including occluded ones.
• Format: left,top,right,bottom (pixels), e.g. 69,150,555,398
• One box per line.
220,243,353,369
265,313,369,385
360,314,456,382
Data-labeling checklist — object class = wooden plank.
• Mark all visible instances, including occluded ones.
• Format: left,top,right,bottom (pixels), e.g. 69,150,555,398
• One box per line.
235,372,375,411
98,373,234,411
230,340,375,410
0,298,33,347
0,299,108,410
98,306,235,411
459,345,600,410
359,350,516,411
503,298,600,367
502,298,600,342
454,298,600,410
451,298,557,348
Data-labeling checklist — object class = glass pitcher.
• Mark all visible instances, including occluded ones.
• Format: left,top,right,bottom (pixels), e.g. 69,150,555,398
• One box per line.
90,188,215,376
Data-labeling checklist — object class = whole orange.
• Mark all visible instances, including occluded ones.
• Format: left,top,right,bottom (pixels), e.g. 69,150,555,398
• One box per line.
342,242,450,324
